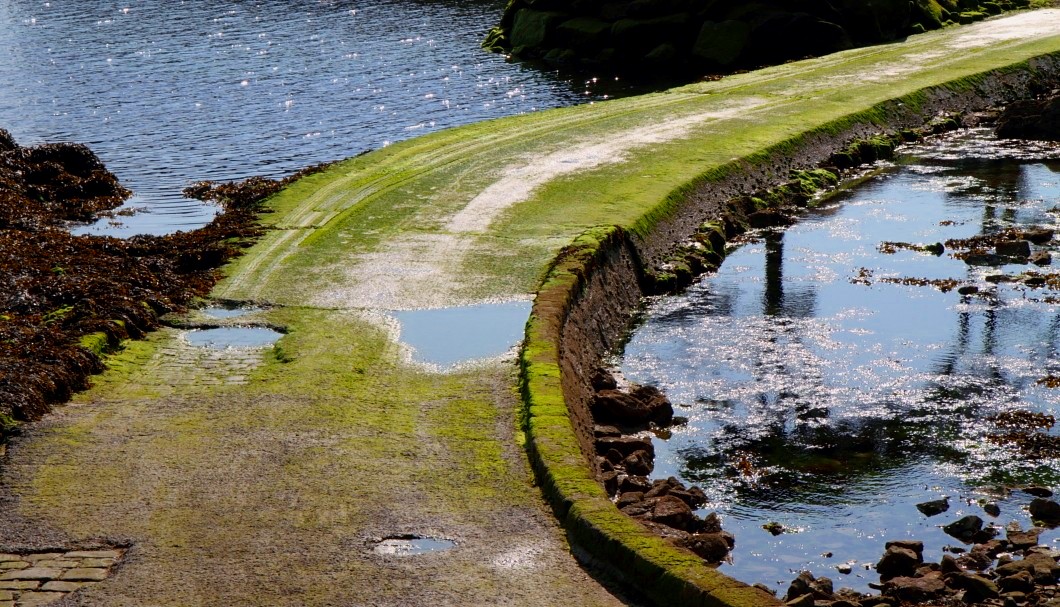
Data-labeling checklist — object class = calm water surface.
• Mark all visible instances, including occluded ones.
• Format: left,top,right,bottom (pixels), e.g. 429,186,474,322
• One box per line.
622,130,1060,592
0,0,627,236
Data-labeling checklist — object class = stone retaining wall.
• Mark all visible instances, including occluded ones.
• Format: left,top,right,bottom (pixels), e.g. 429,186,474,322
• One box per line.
519,54,1060,606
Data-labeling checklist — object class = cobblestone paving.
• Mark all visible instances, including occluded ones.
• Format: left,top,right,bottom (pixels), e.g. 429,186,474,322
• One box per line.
0,550,122,607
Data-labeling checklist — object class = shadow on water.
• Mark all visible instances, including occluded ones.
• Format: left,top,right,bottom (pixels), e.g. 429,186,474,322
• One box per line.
622,130,1060,591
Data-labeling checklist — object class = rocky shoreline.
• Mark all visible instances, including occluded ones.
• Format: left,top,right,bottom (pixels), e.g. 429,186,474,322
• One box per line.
485,0,1040,77
0,129,327,444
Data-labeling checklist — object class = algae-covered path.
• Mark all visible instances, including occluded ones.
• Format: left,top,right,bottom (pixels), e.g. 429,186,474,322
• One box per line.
3,11,1060,606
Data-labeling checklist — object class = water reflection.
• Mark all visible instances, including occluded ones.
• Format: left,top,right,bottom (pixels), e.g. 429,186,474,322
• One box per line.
0,0,635,236
622,131,1060,591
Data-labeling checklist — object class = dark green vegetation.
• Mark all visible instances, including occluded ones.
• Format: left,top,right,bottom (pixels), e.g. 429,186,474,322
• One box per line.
485,0,1039,76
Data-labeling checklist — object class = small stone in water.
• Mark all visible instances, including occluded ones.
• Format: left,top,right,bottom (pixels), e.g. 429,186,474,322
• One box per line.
983,502,1001,517
1023,486,1054,498
763,522,785,535
836,563,853,574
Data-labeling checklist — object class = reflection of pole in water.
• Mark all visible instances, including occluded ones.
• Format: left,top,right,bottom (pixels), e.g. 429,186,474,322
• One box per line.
764,231,784,317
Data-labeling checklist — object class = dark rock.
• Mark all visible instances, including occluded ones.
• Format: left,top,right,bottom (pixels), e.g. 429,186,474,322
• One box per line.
1029,498,1060,525
747,209,793,229
884,540,924,558
956,547,994,571
764,521,786,536
686,532,732,562
601,470,619,495
555,17,611,49
958,285,980,295
964,253,1005,266
1021,229,1054,244
1007,527,1042,550
591,388,672,425
996,239,1032,258
618,474,652,493
669,485,707,509
997,95,1060,141
998,570,1035,593
622,449,654,475
595,435,654,459
1023,486,1054,497
784,570,834,602
593,424,621,438
604,448,625,465
876,546,921,580
836,563,853,574
590,369,618,391
1030,251,1052,266
785,593,814,607
916,498,949,516
0,128,17,152
883,575,945,602
615,491,645,508
953,572,1000,602
700,511,723,533
943,514,984,541
692,20,750,66
983,502,1001,517
509,9,566,50
940,554,962,575
645,494,694,529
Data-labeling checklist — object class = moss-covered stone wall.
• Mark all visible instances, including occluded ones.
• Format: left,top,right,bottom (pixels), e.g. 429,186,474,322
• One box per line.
485,0,1034,75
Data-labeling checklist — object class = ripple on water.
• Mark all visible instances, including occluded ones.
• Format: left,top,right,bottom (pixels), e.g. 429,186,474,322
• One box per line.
622,131,1060,592
0,0,640,238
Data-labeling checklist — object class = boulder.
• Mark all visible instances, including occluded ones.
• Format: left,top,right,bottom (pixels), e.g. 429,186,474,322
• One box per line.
997,95,1060,141
996,239,1031,258
692,20,750,66
686,532,732,562
1030,498,1060,525
646,494,694,529
943,514,984,540
622,449,654,475
555,17,612,49
952,573,1000,602
510,9,566,50
1007,527,1042,550
916,498,949,516
876,546,921,580
883,575,946,602
595,436,655,459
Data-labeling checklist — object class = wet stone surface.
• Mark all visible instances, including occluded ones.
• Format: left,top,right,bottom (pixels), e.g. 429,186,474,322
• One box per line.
0,549,123,605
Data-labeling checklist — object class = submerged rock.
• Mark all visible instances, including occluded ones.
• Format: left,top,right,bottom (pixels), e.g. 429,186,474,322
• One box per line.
943,514,984,541
916,497,949,517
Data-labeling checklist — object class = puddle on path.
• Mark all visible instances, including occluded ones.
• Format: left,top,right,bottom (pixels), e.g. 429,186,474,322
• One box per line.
371,536,456,556
200,305,264,320
393,301,531,368
185,327,282,349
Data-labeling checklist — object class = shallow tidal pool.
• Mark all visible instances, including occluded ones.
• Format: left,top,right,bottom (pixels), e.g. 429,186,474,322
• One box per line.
620,130,1060,592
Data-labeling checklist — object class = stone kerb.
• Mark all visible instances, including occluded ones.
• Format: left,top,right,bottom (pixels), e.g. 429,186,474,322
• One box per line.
520,227,782,607
519,55,1060,607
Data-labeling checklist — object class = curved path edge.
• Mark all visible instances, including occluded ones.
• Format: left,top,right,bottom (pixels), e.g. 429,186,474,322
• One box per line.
520,54,1060,607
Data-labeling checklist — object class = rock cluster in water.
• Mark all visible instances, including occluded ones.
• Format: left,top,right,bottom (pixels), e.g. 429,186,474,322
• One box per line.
484,0,1030,76
588,369,735,563
781,499,1060,607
